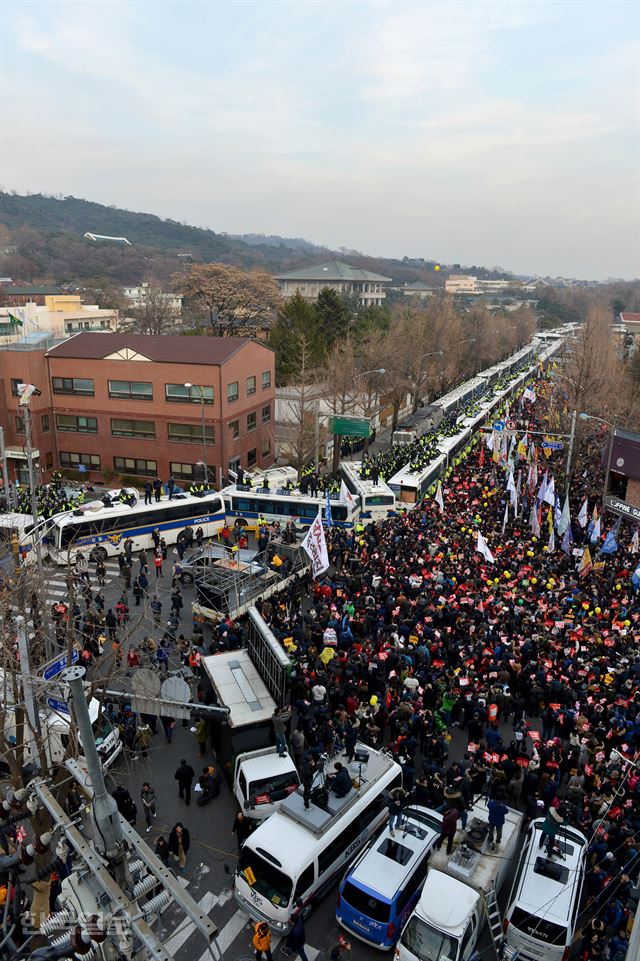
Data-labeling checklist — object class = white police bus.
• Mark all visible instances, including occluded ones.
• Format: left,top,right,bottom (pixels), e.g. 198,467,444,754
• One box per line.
339,462,397,521
43,490,226,564
222,484,360,530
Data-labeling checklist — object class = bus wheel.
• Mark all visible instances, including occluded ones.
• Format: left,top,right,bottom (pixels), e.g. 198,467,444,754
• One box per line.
90,546,108,562
181,572,194,585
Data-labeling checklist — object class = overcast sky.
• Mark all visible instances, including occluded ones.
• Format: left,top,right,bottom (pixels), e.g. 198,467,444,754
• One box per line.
2,0,638,280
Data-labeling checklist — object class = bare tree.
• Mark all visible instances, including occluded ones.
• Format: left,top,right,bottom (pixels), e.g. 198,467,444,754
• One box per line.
277,337,323,471
122,281,180,335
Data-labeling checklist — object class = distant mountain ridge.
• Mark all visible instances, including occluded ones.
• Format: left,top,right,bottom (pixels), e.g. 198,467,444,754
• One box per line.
0,190,512,287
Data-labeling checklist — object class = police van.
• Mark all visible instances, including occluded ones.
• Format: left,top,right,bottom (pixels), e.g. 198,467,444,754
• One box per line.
336,806,441,950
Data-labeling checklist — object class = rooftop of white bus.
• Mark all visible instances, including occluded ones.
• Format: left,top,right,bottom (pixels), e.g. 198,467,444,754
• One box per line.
387,453,446,489
223,483,344,503
51,489,224,528
340,462,396,499
242,746,400,862
435,376,486,412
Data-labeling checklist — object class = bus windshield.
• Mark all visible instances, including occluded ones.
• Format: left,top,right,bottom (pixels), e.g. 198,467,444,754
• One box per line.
365,494,395,507
238,847,293,907
400,917,459,961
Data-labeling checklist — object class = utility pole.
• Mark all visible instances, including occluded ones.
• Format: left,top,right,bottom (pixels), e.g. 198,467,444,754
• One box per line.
185,383,209,485
16,614,42,766
30,667,222,961
63,665,131,892
565,409,577,485
18,387,43,575
0,426,12,509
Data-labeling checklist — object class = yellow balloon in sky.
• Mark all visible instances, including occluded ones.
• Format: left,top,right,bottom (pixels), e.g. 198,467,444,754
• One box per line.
434,264,441,271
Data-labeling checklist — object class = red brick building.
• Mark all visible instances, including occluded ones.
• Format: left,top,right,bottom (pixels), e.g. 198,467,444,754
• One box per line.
0,333,275,487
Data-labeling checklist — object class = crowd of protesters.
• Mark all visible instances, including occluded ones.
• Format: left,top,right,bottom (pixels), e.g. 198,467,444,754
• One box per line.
247,371,639,960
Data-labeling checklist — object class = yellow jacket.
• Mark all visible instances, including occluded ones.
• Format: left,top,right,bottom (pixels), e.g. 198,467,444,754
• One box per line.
253,923,271,951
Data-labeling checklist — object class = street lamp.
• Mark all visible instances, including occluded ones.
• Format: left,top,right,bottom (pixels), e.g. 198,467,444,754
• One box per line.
550,373,585,483
184,383,209,487
579,412,616,510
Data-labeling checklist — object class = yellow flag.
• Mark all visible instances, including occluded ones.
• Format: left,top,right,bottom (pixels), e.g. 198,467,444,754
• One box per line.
578,546,593,578
547,506,553,534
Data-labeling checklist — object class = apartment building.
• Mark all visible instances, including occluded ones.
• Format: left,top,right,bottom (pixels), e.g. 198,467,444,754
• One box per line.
0,332,275,487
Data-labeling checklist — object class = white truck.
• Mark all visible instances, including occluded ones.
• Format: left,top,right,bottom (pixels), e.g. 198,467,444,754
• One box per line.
201,650,299,819
396,798,523,961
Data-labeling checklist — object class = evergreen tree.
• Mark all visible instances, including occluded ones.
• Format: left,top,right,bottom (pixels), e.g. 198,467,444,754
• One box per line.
268,292,324,383
314,287,352,347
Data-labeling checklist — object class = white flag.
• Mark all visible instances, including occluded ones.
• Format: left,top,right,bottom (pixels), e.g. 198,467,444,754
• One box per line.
548,528,555,553
476,531,495,564
557,494,570,535
542,475,555,506
339,479,356,508
434,482,444,512
589,516,601,544
523,386,536,403
530,503,541,538
578,498,589,528
301,509,330,577
631,528,639,554
506,471,517,509
537,471,548,503
502,502,509,534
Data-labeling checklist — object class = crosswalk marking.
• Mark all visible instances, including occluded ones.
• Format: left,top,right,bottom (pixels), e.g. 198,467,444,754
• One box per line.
207,908,250,957
199,908,320,961
165,892,216,955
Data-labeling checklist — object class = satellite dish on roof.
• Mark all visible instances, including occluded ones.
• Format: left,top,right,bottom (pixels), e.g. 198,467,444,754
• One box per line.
132,670,161,699
161,676,191,704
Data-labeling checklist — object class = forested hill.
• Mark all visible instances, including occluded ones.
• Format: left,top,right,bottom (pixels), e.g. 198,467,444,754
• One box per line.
0,191,310,262
0,191,501,287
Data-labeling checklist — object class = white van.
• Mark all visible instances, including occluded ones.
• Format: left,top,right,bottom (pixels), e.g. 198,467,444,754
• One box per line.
503,819,587,961
235,745,402,934
234,747,299,821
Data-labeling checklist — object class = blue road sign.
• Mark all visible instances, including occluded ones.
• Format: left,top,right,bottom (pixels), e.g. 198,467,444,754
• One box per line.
542,441,564,451
43,649,79,681
77,464,87,473
47,697,70,714
493,420,506,432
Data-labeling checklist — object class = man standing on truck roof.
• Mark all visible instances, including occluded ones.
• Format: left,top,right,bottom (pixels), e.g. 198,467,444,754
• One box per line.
487,789,509,850
272,706,291,758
